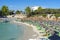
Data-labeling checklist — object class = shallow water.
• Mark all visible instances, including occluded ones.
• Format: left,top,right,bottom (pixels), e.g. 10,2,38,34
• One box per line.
0,22,24,40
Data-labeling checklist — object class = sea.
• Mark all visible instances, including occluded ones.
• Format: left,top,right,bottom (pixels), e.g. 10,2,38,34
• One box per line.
0,22,24,40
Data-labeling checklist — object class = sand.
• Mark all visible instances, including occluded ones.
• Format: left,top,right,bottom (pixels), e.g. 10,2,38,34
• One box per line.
12,21,39,40
22,25,38,40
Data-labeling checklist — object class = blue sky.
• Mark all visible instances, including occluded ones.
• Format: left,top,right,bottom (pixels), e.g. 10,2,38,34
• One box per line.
0,0,60,10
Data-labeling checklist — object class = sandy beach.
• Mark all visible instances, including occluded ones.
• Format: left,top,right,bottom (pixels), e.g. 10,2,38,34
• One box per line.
12,21,39,40
22,25,38,40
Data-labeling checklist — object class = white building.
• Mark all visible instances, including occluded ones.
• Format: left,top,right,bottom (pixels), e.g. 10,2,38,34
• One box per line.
31,6,39,11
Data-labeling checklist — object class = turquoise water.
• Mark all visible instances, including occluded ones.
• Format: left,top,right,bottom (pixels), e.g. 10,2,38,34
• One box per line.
0,22,24,40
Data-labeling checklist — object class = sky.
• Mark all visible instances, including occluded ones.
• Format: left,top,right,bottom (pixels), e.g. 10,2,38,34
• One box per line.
0,0,60,11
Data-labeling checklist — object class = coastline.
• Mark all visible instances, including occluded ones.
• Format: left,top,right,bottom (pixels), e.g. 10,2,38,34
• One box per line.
13,21,40,35
12,21,39,40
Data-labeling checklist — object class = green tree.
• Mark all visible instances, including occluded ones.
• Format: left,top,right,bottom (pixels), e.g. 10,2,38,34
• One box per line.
15,10,21,14
37,7,42,14
46,9,54,14
1,5,9,16
25,7,31,17
0,10,2,16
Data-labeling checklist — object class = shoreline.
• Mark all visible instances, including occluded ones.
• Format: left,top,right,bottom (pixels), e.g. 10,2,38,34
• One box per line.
13,21,40,35
12,21,39,40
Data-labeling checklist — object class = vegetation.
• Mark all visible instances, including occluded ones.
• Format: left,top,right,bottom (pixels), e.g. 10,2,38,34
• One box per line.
0,6,9,17
25,7,31,17
54,14,60,18
0,5,15,17
25,7,60,18
9,10,14,15
0,5,60,18
15,10,21,14
0,5,21,17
